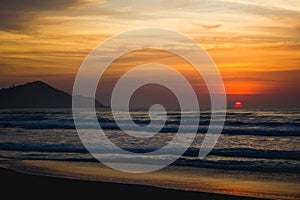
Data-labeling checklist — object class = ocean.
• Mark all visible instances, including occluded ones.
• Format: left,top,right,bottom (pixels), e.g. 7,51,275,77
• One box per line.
0,108,299,173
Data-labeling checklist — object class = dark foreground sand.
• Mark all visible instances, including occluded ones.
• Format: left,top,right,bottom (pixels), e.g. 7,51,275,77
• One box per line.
0,168,268,200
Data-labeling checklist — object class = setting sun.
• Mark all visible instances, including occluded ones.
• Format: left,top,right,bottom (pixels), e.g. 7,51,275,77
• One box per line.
234,101,243,109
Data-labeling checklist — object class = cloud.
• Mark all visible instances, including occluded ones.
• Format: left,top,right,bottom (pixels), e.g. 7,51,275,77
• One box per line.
190,0,300,20
296,24,300,34
224,69,300,84
106,0,188,11
0,12,35,32
0,0,86,32
198,23,222,30
0,0,83,11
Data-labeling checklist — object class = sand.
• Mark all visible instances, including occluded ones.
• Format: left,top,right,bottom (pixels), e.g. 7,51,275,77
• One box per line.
1,159,299,200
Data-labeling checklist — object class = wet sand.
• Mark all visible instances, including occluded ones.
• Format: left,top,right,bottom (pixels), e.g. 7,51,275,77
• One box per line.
1,159,299,200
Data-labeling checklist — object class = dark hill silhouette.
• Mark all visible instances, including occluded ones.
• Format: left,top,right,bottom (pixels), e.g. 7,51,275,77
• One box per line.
0,81,105,108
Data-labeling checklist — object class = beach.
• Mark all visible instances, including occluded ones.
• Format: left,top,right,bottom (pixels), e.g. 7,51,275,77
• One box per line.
1,158,299,200
0,162,268,200
0,167,269,200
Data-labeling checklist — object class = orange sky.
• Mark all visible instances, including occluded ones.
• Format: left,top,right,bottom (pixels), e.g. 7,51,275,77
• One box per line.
0,0,300,98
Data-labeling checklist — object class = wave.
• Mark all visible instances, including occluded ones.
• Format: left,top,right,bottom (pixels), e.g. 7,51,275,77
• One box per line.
225,121,300,127
0,120,75,129
221,129,300,136
1,120,299,137
1,142,299,161
0,151,299,173
174,158,300,173
187,148,300,161
0,142,87,153
0,116,300,128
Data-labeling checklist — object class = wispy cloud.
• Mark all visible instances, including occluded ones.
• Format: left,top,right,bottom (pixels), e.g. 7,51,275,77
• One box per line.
197,23,222,30
0,0,88,32
296,24,300,34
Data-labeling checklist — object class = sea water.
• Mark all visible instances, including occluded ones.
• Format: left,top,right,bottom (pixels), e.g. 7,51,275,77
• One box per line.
0,108,299,172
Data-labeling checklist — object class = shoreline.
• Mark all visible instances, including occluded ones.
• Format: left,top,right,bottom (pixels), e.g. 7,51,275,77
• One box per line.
1,159,299,200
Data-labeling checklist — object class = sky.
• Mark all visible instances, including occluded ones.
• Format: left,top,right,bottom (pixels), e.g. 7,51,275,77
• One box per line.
0,0,299,107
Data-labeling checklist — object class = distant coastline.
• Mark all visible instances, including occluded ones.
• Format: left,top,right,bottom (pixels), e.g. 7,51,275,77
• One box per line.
0,81,106,108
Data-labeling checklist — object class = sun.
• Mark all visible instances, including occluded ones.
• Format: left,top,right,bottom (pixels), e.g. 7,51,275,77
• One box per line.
234,101,243,109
